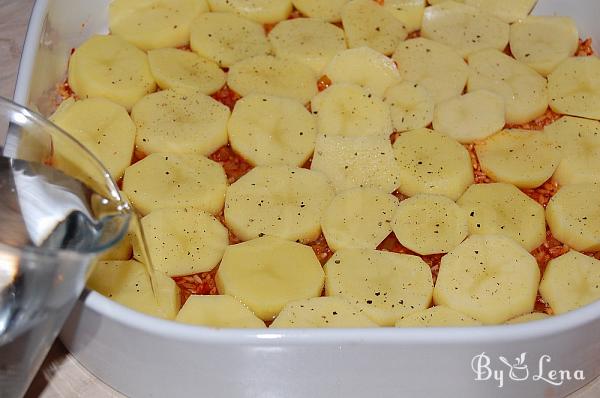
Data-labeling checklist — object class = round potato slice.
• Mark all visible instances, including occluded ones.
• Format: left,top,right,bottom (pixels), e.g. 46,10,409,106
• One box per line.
141,207,229,276
228,94,317,167
395,305,482,327
148,48,225,94
324,249,434,326
392,128,474,200
207,0,292,23
464,0,536,23
227,55,318,104
433,234,540,324
268,18,346,74
190,12,271,68
548,56,600,120
475,129,560,189
122,153,227,216
546,183,600,252
291,0,350,22
68,35,156,110
539,251,600,315
175,295,266,328
271,297,378,328
384,81,434,132
432,90,505,144
131,88,230,156
321,188,399,252
224,166,335,242
383,0,426,34
457,183,546,252
216,236,325,321
393,194,469,255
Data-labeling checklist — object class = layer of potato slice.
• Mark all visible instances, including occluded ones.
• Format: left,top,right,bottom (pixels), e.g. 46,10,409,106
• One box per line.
475,129,560,189
392,38,469,104
393,128,474,200
310,134,401,193
433,234,540,324
224,166,334,242
457,183,546,251
122,153,227,216
548,57,600,120
291,0,350,22
207,0,292,23
321,188,399,252
539,251,600,315
464,0,536,23
383,0,425,33
546,183,600,252
324,249,433,326
395,305,482,327
216,236,325,320
88,260,180,319
384,81,434,132
271,297,378,328
175,295,265,328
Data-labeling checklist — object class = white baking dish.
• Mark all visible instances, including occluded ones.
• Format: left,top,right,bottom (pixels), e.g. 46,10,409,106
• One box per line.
13,1,600,397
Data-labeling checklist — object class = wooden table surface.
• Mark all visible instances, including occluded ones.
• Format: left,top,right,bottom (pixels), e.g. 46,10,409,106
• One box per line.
1,1,599,397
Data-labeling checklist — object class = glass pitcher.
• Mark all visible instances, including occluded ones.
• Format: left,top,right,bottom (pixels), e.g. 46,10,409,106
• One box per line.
0,97,130,398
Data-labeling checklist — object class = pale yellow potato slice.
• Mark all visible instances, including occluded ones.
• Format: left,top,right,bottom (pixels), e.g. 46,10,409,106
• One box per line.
122,153,227,216
505,312,550,324
310,134,401,193
384,0,425,33
464,0,536,23
457,183,546,252
228,94,317,167
548,56,600,121
432,90,505,143
539,251,600,315
393,128,474,200
392,38,469,104
88,260,180,319
395,305,482,327
341,0,407,56
207,0,292,23
227,55,318,104
224,166,334,242
271,297,378,328
545,116,600,186
324,249,433,326
142,208,229,276
190,12,271,68
131,88,230,156
216,236,325,320
109,0,208,50
49,97,135,180
321,188,399,252
175,295,265,328
467,49,548,124
291,0,350,22
311,83,393,137
147,48,225,94
421,1,509,58
475,129,560,189
546,183,600,252
433,234,540,324
68,35,156,110
384,81,434,132
510,16,579,76
393,193,469,255
268,18,346,74
324,47,401,98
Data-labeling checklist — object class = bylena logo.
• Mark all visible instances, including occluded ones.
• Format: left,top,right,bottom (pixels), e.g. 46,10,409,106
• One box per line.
471,352,585,388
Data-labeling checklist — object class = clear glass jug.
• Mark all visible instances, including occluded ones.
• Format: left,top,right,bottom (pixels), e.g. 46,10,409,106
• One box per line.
0,97,130,398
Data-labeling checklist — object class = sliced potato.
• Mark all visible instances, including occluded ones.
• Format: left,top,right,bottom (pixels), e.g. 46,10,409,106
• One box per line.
464,0,536,23
207,0,292,23
384,0,426,33
216,236,325,320
324,249,434,326
395,305,482,327
384,81,434,132
546,183,600,252
271,297,378,328
175,295,266,328
393,128,474,200
475,129,560,189
433,234,540,324
505,312,550,324
291,0,350,22
321,188,399,252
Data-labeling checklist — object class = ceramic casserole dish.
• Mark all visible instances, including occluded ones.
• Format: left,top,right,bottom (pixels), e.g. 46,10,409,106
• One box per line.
13,0,600,397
